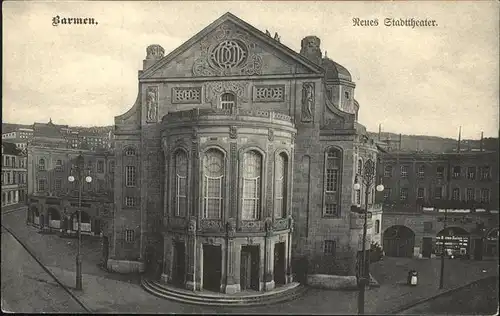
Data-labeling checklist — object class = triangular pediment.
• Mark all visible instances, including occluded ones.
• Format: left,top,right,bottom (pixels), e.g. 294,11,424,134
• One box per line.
140,12,322,79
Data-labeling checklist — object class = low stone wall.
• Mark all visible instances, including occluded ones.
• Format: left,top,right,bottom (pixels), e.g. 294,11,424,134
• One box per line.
107,259,145,274
307,274,358,290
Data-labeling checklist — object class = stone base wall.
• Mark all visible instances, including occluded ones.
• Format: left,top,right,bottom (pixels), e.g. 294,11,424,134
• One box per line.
107,259,145,274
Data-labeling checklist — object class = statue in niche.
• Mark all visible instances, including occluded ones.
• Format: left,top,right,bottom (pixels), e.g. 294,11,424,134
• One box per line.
301,83,314,122
146,87,158,122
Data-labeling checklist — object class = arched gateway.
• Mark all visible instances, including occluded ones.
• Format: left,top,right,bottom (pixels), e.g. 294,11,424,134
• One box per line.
383,225,415,257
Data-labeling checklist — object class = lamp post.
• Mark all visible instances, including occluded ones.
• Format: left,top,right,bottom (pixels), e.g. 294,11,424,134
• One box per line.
353,159,385,315
67,154,92,291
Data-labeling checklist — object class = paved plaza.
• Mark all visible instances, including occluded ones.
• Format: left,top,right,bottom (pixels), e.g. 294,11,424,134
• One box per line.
2,208,498,314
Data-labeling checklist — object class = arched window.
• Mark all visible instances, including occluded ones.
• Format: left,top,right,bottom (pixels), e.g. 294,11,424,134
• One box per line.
38,158,46,171
173,150,188,217
242,150,262,220
124,147,136,156
274,152,288,219
325,149,340,193
221,93,236,111
203,149,224,219
375,220,380,234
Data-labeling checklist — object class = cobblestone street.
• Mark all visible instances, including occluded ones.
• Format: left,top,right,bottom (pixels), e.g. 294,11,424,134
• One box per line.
2,208,498,314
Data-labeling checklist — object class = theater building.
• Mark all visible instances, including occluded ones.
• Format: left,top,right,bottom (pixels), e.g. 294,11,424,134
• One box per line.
108,12,381,293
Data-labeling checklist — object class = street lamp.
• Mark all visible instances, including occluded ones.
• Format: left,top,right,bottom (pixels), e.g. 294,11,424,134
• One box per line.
353,159,384,315
67,154,92,291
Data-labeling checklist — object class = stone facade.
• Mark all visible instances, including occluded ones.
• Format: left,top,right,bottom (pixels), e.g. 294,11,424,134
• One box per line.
26,146,114,240
2,142,27,206
377,150,499,259
110,13,379,289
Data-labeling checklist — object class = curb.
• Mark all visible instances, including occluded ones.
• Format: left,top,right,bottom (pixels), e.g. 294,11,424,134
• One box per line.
388,276,498,314
1,224,93,313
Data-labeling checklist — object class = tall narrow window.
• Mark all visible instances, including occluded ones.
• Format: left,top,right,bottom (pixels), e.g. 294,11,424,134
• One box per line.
384,165,392,177
126,166,136,187
452,188,460,200
55,159,63,171
203,149,224,219
417,165,425,178
221,93,236,111
274,153,288,219
400,165,409,178
357,159,363,176
466,188,475,201
242,150,262,220
467,167,476,180
325,149,340,193
39,158,46,171
480,189,490,203
174,150,188,217
375,220,380,234
436,166,444,178
97,160,104,173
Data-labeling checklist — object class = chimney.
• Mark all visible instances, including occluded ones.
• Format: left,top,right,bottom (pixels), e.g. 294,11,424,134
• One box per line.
480,131,484,152
300,36,322,65
378,124,381,141
143,44,165,70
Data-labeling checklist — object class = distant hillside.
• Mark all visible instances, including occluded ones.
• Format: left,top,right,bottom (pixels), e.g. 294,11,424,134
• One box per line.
368,131,498,153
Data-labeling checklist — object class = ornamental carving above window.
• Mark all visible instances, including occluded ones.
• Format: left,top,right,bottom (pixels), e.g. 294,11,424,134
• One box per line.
209,40,248,70
254,86,285,102
172,87,202,104
193,23,263,76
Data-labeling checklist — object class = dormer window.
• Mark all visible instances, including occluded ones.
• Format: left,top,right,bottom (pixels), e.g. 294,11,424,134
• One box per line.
221,93,236,111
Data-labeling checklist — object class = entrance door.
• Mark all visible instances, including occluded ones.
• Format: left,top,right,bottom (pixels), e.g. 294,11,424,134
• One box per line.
203,245,222,292
173,242,186,286
422,237,433,258
473,238,483,260
102,236,109,266
274,242,286,285
240,246,260,291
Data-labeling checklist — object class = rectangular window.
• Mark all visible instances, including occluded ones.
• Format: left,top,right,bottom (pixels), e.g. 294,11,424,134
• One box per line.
241,178,259,220
97,160,104,173
125,196,136,207
434,186,442,199
384,165,392,177
417,188,425,199
38,179,46,191
480,189,490,203
55,179,62,191
436,166,444,179
423,222,433,233
55,159,63,172
109,161,115,173
356,190,361,205
466,188,475,201
400,188,408,201
480,166,491,180
452,188,460,200
326,169,338,192
126,166,136,187
324,240,336,255
125,230,135,243
324,203,339,217
383,188,391,200
417,165,425,178
400,165,409,178
453,166,461,179
467,167,476,180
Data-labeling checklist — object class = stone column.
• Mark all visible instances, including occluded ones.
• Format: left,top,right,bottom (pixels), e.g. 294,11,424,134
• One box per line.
264,219,275,291
185,218,197,291
224,218,240,293
286,216,294,283
161,236,172,284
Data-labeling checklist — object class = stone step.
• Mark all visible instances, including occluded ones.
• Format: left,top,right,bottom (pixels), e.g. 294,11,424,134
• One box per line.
141,279,307,306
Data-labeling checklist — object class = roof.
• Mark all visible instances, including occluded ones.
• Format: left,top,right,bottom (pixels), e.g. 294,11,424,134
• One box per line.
322,57,352,81
2,141,23,156
33,122,66,139
139,12,323,79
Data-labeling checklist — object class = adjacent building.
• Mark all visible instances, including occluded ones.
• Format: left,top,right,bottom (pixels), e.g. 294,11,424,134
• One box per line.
26,145,115,244
378,150,499,260
2,142,28,207
2,126,34,150
107,12,381,294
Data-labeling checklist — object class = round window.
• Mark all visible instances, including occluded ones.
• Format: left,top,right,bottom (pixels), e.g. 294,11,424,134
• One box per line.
209,40,248,69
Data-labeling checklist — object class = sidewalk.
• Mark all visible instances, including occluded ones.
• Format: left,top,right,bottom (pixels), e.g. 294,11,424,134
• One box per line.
3,208,498,314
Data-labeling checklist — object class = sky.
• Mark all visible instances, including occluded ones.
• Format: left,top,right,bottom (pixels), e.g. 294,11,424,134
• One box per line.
2,1,499,139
